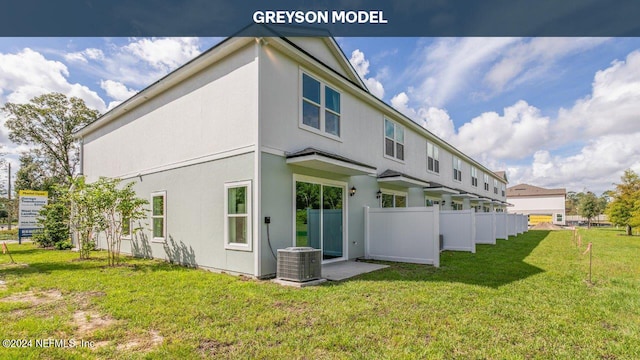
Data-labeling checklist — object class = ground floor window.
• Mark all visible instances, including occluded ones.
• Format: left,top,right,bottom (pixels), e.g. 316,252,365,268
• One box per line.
556,213,563,222
425,198,440,207
225,181,252,250
151,191,166,241
381,190,407,208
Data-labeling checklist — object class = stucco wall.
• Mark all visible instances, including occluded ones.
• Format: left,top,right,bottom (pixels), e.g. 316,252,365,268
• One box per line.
101,152,256,276
83,42,259,181
258,41,507,203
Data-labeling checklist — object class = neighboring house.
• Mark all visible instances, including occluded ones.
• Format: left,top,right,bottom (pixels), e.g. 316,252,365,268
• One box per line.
507,184,566,225
76,30,508,278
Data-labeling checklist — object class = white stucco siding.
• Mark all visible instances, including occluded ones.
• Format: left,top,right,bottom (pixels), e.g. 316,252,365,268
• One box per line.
83,43,259,180
258,43,506,200
288,38,353,81
509,196,565,213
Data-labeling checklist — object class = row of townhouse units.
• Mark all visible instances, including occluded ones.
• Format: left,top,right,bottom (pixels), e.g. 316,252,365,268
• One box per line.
77,28,510,278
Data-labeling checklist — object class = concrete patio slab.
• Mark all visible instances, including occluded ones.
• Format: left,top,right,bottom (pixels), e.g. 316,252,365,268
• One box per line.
272,278,327,288
322,260,389,281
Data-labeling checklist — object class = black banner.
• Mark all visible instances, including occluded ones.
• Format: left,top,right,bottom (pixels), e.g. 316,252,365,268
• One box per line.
0,0,639,36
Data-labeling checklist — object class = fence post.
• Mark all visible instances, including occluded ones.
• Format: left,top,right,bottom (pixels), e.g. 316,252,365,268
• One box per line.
363,206,370,259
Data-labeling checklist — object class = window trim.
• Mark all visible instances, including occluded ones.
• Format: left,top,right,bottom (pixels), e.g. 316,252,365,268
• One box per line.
299,69,342,142
483,173,490,192
453,156,463,182
224,180,253,251
383,118,405,163
380,189,408,208
150,191,166,243
426,141,440,174
121,216,132,240
471,167,478,187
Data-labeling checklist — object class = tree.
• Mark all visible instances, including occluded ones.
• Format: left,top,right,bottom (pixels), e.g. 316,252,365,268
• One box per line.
13,153,61,194
67,176,147,264
606,169,640,235
2,93,100,188
565,191,579,215
577,191,601,229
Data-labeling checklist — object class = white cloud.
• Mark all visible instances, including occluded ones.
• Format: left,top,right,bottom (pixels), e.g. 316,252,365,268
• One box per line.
64,48,104,63
66,37,209,88
484,38,608,93
100,80,138,110
405,37,519,107
123,37,201,73
555,50,640,141
349,49,385,99
0,48,106,111
508,134,640,193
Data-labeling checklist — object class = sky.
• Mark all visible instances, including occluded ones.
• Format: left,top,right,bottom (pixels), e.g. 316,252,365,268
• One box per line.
1,36,640,194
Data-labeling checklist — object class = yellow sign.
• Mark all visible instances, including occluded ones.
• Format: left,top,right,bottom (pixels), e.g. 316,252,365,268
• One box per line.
19,190,48,197
529,214,552,225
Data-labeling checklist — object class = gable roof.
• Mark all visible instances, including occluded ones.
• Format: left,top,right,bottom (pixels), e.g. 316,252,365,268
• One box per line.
494,171,508,183
507,184,566,197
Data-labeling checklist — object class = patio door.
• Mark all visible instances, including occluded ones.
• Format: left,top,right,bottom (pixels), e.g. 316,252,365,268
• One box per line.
294,177,345,262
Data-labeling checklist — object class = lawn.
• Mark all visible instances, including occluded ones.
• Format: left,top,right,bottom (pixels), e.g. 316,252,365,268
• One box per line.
1,228,639,359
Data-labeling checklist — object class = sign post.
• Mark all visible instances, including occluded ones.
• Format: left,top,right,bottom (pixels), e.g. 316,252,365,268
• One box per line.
18,190,48,244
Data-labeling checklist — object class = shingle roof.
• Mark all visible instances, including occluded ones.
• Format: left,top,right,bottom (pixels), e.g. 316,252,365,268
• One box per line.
378,169,429,184
286,147,376,170
506,183,566,197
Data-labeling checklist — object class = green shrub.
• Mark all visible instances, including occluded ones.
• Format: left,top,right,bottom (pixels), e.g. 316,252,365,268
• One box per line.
55,239,73,250
34,201,70,248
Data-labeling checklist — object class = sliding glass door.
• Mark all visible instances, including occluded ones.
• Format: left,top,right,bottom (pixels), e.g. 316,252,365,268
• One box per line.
295,179,345,261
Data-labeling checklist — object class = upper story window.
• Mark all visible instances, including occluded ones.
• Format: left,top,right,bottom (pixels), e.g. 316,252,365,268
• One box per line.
484,174,490,191
493,179,499,194
384,119,404,161
453,156,462,182
427,142,439,173
501,183,506,197
301,72,341,137
471,167,478,187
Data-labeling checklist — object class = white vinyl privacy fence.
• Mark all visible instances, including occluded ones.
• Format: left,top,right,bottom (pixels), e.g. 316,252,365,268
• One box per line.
364,206,440,267
516,214,525,234
440,209,476,253
508,214,517,237
475,212,496,245
495,213,508,240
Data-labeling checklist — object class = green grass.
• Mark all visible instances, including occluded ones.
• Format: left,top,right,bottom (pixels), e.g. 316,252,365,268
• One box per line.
1,229,639,359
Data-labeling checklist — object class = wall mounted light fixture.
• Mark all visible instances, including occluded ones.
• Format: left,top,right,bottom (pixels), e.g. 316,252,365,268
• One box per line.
376,189,382,199
350,186,357,197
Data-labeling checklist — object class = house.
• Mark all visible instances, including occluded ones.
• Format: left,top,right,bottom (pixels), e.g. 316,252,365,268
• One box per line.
76,30,509,278
507,184,566,225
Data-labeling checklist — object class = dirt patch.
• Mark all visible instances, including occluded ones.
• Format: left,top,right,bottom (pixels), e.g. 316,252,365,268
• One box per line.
73,310,117,336
198,339,236,356
72,291,106,308
530,222,566,230
0,263,29,270
0,289,62,305
116,330,164,351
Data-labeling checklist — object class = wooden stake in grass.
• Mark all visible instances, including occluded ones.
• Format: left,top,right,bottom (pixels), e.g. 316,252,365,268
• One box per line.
583,242,593,284
2,242,16,264
578,235,582,248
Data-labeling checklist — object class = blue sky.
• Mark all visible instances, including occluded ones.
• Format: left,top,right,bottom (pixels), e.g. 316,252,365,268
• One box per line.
1,36,640,194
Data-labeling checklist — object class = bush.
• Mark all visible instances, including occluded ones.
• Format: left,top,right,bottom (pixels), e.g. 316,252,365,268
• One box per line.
34,201,70,248
55,239,73,250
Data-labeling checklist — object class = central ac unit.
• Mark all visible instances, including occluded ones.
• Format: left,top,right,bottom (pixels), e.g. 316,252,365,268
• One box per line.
277,247,322,282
